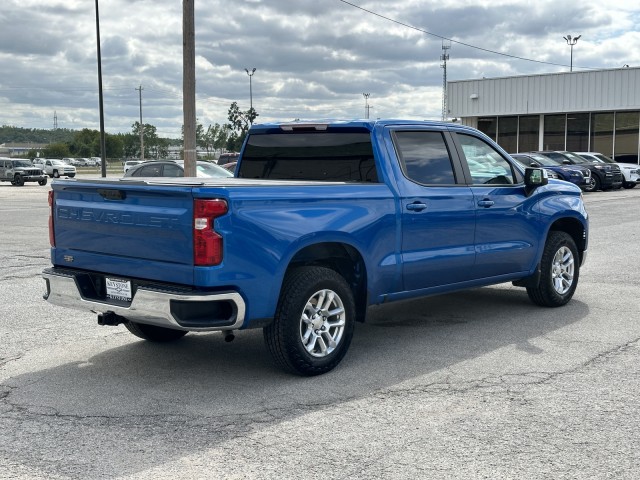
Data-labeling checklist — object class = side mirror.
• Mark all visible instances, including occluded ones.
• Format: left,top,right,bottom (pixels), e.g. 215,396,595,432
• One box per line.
524,167,548,195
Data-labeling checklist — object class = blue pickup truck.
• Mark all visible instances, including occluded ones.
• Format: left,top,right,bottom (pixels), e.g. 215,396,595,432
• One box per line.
43,120,588,375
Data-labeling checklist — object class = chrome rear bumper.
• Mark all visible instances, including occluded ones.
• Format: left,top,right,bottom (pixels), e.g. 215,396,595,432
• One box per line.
42,268,246,331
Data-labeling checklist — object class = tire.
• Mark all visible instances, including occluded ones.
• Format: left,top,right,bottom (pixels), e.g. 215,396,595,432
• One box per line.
623,182,636,189
14,174,24,186
53,170,60,178
124,321,188,342
583,175,599,192
67,174,75,178
38,178,48,186
264,266,356,376
527,231,580,307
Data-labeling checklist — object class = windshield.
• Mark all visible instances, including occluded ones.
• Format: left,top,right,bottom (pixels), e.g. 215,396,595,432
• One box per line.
13,160,33,168
594,154,614,163
528,154,559,166
562,152,589,164
196,162,233,178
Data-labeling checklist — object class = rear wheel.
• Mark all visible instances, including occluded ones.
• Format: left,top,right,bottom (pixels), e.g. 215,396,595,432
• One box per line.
124,321,188,342
264,266,355,376
527,231,579,307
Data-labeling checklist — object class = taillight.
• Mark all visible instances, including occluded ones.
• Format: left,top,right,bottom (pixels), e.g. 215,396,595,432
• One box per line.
48,190,55,247
193,199,228,266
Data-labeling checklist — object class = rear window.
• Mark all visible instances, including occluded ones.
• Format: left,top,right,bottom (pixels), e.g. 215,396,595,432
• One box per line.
238,132,378,182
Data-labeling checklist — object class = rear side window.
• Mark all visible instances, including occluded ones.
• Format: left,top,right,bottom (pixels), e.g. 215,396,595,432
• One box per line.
163,163,183,177
393,131,456,185
132,164,162,177
238,132,378,182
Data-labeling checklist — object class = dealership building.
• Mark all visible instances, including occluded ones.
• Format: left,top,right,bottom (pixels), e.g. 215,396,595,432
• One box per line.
447,66,640,164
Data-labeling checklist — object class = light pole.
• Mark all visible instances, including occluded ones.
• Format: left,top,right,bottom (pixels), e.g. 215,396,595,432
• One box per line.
563,34,581,72
245,68,256,111
363,93,370,119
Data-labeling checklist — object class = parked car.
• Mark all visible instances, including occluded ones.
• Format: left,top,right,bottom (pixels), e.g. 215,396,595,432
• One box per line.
90,157,101,167
123,160,143,173
43,159,76,178
0,157,47,186
576,152,639,189
514,152,591,189
123,160,233,178
532,151,622,192
217,152,240,165
72,158,91,167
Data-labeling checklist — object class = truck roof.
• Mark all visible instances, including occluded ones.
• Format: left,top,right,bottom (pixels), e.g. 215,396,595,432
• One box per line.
249,119,475,133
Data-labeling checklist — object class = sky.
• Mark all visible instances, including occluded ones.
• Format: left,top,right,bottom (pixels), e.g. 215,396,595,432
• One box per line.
1,0,639,139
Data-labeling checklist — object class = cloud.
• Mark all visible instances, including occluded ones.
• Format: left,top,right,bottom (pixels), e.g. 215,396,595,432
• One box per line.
0,0,638,137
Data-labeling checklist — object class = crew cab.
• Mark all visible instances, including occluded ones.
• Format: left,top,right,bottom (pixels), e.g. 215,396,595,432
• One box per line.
42,120,589,375
44,159,76,178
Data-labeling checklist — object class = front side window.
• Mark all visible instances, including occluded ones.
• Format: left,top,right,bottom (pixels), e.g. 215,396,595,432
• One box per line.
457,134,515,185
393,131,456,185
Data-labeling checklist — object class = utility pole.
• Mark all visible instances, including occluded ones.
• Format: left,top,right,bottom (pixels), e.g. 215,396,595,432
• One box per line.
362,93,371,119
182,0,196,176
53,111,58,130
135,85,144,161
94,0,107,177
440,41,451,121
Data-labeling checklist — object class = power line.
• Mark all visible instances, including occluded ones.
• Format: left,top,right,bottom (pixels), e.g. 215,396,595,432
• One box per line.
336,0,590,69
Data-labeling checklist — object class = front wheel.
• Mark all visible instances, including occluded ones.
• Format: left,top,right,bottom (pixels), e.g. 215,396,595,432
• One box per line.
124,321,188,342
583,175,599,192
264,266,356,376
38,178,48,186
623,182,636,189
14,174,24,186
53,170,60,178
527,231,580,307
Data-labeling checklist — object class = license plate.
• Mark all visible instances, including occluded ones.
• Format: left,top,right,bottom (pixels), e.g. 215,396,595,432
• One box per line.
106,277,132,301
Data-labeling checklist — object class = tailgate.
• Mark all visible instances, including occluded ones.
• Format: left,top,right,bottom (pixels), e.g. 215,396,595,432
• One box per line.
51,180,197,284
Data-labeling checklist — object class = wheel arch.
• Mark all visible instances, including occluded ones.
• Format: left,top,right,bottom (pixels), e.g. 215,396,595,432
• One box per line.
285,242,368,323
548,217,587,264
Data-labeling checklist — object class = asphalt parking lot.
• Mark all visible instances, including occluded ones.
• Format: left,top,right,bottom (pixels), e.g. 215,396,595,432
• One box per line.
1,182,639,479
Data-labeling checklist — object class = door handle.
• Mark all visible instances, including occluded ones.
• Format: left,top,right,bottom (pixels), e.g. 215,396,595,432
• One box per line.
406,202,427,211
477,199,495,208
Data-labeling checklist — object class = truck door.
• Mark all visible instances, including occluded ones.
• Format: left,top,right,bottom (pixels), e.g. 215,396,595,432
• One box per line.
452,132,540,279
390,129,476,291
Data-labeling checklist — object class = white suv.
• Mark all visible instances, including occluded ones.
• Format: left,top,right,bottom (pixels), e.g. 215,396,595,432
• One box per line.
44,159,77,178
123,160,143,173
577,152,639,189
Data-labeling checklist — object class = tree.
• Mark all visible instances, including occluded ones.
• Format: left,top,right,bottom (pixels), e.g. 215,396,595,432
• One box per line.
105,135,124,159
43,142,71,158
131,122,161,158
225,102,258,152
